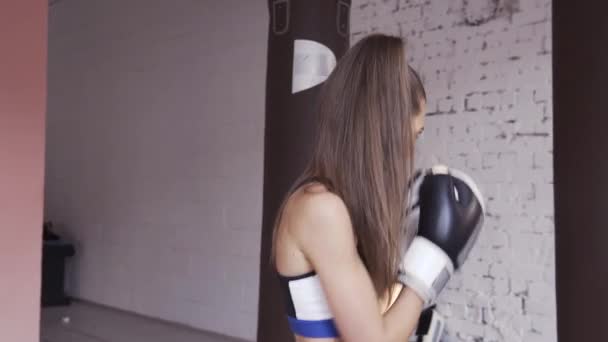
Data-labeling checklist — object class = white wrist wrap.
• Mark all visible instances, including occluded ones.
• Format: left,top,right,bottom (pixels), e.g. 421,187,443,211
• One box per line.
399,237,454,306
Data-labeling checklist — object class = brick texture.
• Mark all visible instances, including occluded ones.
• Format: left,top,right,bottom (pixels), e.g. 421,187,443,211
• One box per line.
352,0,556,341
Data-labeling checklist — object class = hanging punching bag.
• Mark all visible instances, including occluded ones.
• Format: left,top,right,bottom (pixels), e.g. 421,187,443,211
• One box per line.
257,1,351,341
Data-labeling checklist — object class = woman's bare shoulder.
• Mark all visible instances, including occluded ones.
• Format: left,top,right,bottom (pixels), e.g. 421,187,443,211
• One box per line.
284,182,354,247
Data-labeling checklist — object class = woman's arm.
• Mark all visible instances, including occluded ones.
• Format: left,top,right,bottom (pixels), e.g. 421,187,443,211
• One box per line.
287,191,423,342
381,286,423,340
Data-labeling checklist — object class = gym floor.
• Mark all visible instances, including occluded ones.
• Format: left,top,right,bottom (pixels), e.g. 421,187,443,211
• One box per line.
41,301,247,342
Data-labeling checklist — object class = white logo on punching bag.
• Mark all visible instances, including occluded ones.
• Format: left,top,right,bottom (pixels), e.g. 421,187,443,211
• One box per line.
292,39,337,94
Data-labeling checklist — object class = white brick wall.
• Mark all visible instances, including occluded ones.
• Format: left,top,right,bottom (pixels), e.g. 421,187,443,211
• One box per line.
352,0,556,341
45,0,266,340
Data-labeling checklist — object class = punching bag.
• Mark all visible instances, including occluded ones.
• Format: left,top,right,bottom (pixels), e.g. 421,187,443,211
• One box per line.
257,1,351,341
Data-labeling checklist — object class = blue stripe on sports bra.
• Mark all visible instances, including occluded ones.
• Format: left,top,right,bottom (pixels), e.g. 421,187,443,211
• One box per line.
287,316,339,338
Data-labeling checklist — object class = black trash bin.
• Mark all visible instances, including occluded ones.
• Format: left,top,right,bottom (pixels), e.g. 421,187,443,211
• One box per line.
41,238,75,307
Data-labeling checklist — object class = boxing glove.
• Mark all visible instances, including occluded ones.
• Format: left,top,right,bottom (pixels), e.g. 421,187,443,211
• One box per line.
398,165,485,306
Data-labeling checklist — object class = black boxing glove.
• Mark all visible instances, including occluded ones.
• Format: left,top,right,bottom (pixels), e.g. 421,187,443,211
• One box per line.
398,165,485,306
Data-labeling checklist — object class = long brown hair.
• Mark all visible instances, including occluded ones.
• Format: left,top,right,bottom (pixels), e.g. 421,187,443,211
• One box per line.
276,34,426,297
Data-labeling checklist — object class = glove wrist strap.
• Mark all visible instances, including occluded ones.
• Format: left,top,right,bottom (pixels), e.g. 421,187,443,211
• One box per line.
399,237,454,307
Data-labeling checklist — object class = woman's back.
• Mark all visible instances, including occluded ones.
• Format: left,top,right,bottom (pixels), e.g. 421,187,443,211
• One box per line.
274,181,399,341
274,181,341,342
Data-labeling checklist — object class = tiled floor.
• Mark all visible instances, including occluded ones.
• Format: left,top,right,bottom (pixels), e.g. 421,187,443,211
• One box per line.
41,301,249,342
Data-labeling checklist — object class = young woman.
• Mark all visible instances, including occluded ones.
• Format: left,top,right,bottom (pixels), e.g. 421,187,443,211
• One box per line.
272,34,484,342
